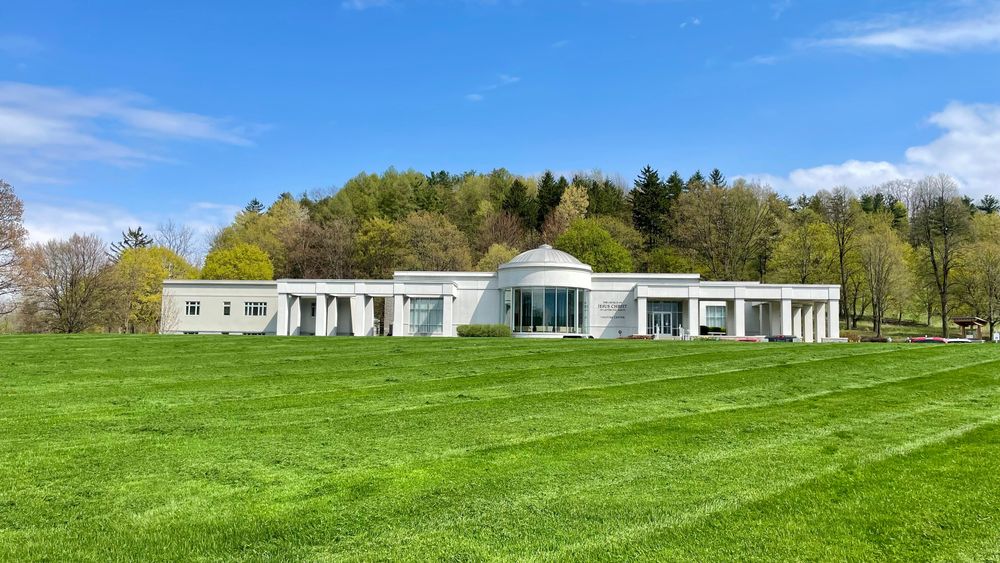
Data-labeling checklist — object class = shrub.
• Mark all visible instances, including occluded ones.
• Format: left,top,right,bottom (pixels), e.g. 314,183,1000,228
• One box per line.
700,326,726,335
861,336,890,343
457,324,513,337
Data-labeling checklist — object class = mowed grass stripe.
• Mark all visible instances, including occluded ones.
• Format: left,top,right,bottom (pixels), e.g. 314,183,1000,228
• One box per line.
0,344,954,449
1,336,997,561
14,349,993,561
301,368,1000,558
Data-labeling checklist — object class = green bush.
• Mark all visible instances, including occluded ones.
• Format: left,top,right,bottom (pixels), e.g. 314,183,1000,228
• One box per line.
457,324,513,337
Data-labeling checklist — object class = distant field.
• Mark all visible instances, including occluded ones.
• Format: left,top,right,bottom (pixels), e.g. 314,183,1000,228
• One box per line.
1,336,999,560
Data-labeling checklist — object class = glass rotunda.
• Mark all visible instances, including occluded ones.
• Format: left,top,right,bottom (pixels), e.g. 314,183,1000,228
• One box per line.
498,245,592,336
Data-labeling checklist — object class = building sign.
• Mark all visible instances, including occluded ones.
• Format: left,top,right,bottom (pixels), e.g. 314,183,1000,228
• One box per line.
597,301,628,321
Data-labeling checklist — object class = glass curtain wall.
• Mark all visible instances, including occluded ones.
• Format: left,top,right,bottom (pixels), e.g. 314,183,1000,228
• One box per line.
409,298,444,335
506,287,589,334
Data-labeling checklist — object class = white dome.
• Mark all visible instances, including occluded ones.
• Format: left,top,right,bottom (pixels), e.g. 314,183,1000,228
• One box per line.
503,244,584,266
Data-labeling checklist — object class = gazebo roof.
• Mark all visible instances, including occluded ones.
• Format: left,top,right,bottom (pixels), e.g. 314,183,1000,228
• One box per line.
952,316,987,327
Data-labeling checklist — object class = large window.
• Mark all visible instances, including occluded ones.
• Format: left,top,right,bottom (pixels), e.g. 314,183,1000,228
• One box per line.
705,305,727,330
185,301,200,316
507,287,588,334
410,298,444,335
245,302,268,316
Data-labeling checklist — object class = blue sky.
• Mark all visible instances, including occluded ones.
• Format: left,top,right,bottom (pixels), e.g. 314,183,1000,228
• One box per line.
2,0,1000,244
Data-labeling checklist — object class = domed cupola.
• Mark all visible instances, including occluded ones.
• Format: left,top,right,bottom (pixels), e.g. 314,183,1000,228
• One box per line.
498,244,592,290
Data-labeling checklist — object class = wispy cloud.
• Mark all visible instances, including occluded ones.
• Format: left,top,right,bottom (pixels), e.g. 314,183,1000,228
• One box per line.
465,73,521,102
341,0,390,10
551,39,570,49
749,102,1000,198
679,17,701,29
814,3,1000,52
770,0,792,20
0,82,259,184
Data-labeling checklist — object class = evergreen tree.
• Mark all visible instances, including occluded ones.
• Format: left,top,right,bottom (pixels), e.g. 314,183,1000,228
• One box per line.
502,179,537,229
977,195,999,214
109,226,154,261
665,171,686,200
686,170,706,192
708,168,727,188
630,165,670,247
244,198,265,214
536,171,565,227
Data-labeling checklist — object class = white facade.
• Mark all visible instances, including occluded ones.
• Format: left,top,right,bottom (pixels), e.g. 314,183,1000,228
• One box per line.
162,245,842,341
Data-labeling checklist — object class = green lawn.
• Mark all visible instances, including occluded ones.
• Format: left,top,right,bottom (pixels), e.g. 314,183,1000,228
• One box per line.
2,336,999,561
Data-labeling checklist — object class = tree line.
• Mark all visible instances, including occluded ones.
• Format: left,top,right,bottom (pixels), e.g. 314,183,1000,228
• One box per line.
1,168,999,337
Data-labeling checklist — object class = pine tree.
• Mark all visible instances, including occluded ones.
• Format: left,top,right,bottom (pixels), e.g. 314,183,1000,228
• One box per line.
109,226,154,261
244,198,265,214
502,179,537,229
708,168,727,188
665,171,686,201
536,171,565,227
630,166,671,247
977,195,999,215
686,170,706,192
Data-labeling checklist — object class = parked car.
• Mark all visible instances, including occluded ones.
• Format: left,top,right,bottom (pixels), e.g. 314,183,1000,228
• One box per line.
907,336,947,344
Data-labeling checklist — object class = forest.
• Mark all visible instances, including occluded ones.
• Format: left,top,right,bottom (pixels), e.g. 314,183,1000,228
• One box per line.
2,167,999,338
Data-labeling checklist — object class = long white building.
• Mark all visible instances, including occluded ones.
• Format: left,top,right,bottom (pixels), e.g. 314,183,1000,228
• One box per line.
161,245,841,341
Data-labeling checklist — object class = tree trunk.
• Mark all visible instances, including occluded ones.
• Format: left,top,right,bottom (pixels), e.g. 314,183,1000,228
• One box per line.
940,294,949,338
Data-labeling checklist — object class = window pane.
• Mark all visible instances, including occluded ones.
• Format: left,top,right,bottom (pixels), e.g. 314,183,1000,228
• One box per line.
544,288,556,332
568,289,576,332
533,288,544,331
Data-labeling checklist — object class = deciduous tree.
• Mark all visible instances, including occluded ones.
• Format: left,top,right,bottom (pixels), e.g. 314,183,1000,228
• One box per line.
24,234,111,333
910,174,971,337
401,211,472,271
857,221,911,337
475,243,519,272
555,219,633,273
672,180,781,280
201,243,274,280
0,180,27,314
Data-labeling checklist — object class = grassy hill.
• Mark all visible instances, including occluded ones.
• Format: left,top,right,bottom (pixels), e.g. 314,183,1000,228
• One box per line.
1,336,998,560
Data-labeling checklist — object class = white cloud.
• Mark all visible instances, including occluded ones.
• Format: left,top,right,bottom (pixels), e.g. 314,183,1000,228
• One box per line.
22,197,240,257
465,73,521,102
0,82,257,184
551,39,571,49
341,0,390,10
753,102,1000,198
815,4,1000,52
679,17,701,29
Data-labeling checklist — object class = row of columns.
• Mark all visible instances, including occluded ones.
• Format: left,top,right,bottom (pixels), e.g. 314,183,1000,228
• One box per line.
275,294,373,337
637,296,841,341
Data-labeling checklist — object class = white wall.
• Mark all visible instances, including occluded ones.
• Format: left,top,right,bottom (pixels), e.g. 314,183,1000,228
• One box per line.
162,281,278,334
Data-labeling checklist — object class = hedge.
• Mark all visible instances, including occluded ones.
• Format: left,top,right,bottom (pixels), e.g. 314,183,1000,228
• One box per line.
456,324,514,337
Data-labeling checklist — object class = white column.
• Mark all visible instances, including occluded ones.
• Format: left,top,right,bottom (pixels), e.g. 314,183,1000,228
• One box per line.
315,294,327,337
276,294,289,336
442,296,454,337
815,301,827,342
290,296,302,336
685,298,699,337
327,297,338,336
828,299,840,339
803,303,815,343
363,296,375,336
780,298,793,337
792,306,802,339
350,295,364,336
393,294,405,336
636,296,647,336
733,298,746,337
